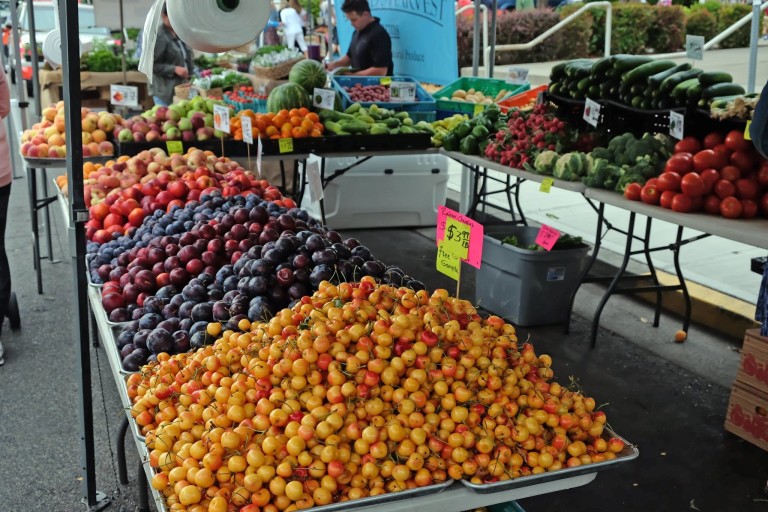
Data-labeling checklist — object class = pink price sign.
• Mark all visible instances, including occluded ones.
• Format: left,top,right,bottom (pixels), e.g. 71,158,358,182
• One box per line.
535,224,561,251
436,206,483,268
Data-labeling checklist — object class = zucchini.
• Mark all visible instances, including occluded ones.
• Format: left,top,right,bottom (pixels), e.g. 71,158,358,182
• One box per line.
622,60,677,85
588,85,601,98
613,55,654,73
548,82,560,96
648,63,692,87
701,82,746,99
687,83,703,100
660,68,702,93
630,83,644,96
698,71,733,87
550,62,569,81
565,61,594,78
641,98,653,110
657,97,672,109
576,77,591,92
591,56,612,76
671,78,700,101
630,96,643,108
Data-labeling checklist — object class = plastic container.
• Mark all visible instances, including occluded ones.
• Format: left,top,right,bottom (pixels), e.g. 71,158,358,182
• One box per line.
475,225,590,326
300,153,448,229
489,502,526,512
433,77,529,115
332,75,436,114
498,84,548,113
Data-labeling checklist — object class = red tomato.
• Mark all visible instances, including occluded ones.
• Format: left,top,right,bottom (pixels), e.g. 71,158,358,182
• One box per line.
730,150,757,172
671,193,693,213
689,195,703,212
624,182,642,201
703,132,724,149
735,178,760,200
724,130,752,152
703,194,722,215
758,164,768,187
742,199,759,219
693,149,727,172
714,179,736,199
761,192,768,216
664,154,693,174
680,172,705,197
700,168,720,193
640,184,660,205
660,190,676,209
720,165,741,182
646,177,659,188
674,137,701,154
657,172,682,192
720,196,743,219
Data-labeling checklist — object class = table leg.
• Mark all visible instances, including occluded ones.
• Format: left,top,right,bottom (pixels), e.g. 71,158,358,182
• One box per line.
116,415,129,485
27,165,43,294
513,177,526,226
137,461,150,512
673,226,692,333
89,304,100,349
565,201,603,335
590,211,637,348
279,160,287,195
641,218,662,327
40,170,59,264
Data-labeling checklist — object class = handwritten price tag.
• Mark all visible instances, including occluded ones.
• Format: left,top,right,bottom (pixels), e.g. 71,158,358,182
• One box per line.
746,120,753,141
307,160,324,204
535,224,561,252
443,218,470,259
213,104,230,134
166,141,183,155
685,35,704,61
241,115,253,145
110,84,139,107
539,178,554,193
436,242,460,280
583,98,601,128
279,138,294,154
436,206,483,269
256,137,263,177
380,77,392,86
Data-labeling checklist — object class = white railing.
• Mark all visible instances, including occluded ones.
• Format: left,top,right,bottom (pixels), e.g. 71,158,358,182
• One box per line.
484,1,613,78
456,4,489,71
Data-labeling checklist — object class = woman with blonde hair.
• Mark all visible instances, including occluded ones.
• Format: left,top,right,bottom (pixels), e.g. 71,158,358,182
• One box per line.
280,0,308,54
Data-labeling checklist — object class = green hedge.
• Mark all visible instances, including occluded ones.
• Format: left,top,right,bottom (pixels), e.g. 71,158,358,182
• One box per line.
717,4,760,49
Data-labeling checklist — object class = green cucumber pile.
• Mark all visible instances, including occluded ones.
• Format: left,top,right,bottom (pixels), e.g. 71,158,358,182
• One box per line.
320,103,435,136
549,56,745,111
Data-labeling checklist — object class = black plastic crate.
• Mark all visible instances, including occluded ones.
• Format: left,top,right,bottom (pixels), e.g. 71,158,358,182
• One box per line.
752,257,767,275
601,100,685,137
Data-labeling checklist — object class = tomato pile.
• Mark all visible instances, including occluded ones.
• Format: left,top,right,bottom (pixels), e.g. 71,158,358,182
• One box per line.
625,129,768,218
128,280,623,511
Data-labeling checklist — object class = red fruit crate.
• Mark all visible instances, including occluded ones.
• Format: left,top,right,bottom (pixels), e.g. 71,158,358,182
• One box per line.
736,329,768,395
725,382,768,451
497,84,548,113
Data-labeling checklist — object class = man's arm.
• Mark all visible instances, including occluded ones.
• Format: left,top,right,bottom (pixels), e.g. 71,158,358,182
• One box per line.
353,66,388,76
326,54,351,70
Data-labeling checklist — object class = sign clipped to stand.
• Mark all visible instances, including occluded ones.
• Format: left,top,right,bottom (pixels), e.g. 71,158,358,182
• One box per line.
313,88,337,111
390,81,416,102
669,111,684,140
436,206,483,269
213,104,230,134
279,138,294,154
540,177,554,193
536,224,561,251
241,115,253,145
583,98,601,128
110,84,139,108
166,141,183,155
307,161,324,205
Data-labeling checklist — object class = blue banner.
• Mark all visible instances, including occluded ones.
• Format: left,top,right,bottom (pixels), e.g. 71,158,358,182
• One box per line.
334,1,458,85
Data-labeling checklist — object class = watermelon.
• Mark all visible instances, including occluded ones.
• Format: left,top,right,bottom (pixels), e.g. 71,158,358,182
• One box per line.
266,83,311,112
289,59,328,94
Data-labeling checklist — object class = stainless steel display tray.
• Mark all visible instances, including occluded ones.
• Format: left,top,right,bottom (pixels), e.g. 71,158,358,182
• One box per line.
460,430,638,494
309,479,455,512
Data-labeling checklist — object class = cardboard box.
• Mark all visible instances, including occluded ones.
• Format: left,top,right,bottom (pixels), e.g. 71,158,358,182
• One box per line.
736,329,768,395
724,382,768,451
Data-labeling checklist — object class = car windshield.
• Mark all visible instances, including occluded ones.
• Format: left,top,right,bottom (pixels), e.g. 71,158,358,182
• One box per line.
21,4,104,34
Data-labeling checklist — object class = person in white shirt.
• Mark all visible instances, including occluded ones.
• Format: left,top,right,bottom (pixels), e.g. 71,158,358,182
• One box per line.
281,0,308,54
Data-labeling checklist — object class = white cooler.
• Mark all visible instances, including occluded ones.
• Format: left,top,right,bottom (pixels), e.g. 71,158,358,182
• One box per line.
301,154,449,229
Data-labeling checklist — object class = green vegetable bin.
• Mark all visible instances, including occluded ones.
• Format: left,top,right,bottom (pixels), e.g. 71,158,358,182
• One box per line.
433,77,530,115
475,226,590,326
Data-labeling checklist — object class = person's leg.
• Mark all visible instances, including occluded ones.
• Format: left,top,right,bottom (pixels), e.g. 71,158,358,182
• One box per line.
295,32,308,54
285,31,298,51
0,183,11,365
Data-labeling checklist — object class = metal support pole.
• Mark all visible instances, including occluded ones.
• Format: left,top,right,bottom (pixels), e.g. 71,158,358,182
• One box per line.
472,0,480,77
488,0,497,78
26,1,41,117
748,0,761,94
9,1,27,124
61,0,109,508
604,3,612,57
120,0,128,86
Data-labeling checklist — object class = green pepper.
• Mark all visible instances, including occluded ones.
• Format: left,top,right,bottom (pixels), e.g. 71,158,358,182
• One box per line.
471,125,489,139
478,139,490,155
484,105,500,122
460,135,479,155
443,132,460,152
454,121,472,138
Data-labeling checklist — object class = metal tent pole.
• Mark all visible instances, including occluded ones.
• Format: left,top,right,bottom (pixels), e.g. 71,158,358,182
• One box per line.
120,0,128,86
472,0,480,77
60,0,109,509
488,0,497,78
748,0,760,94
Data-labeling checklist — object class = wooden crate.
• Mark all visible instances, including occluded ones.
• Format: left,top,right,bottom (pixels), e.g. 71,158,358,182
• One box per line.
724,382,768,451
736,329,768,394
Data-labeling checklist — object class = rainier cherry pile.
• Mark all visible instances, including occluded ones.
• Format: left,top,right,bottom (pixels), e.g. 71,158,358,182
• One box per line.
129,279,624,511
